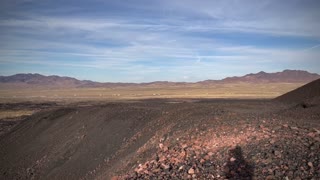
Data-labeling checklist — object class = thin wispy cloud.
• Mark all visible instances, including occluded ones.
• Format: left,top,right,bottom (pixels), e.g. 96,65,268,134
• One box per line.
0,0,319,82
302,44,320,52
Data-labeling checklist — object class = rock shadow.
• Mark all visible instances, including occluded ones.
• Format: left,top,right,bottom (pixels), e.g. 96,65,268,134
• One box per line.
224,145,254,180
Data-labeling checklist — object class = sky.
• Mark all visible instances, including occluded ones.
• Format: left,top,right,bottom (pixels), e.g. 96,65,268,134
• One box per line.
0,0,320,82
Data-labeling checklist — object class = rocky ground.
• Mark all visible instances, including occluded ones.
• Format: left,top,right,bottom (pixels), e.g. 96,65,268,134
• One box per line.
0,99,319,179
117,101,320,180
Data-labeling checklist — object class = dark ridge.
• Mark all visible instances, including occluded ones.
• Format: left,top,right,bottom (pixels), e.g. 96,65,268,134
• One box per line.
274,78,320,104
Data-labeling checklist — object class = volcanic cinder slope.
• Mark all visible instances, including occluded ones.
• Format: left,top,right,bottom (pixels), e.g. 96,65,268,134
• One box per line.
0,79,319,179
275,78,320,104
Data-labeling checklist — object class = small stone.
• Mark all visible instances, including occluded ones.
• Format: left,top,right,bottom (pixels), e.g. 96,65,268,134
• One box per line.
274,169,282,177
182,144,188,149
230,157,236,162
179,166,184,171
111,176,119,180
163,146,169,152
142,163,148,169
159,143,164,149
188,168,195,174
204,155,210,160
313,128,320,134
266,175,275,180
200,158,205,164
274,150,281,157
152,168,161,173
161,163,170,170
287,171,294,177
208,152,214,156
264,135,270,138
308,132,315,137
179,150,186,159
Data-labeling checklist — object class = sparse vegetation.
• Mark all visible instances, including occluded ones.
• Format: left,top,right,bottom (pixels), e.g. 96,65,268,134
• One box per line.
0,83,305,102
0,110,35,120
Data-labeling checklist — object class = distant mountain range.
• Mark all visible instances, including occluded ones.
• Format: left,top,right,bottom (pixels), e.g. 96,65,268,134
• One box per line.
0,70,319,88
201,70,320,84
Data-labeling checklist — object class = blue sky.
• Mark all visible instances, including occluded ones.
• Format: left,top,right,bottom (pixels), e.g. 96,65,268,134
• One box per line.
0,0,320,82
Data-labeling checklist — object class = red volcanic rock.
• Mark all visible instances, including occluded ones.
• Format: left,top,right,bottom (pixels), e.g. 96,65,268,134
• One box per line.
188,168,195,174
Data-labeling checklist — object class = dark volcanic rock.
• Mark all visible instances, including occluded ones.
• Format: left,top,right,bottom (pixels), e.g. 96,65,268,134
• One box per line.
275,78,320,104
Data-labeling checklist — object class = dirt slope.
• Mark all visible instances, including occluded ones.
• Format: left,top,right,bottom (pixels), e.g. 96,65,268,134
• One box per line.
0,102,167,179
275,78,320,104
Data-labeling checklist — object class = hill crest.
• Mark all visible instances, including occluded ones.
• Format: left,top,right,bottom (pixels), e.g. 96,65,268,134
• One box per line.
275,78,320,104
